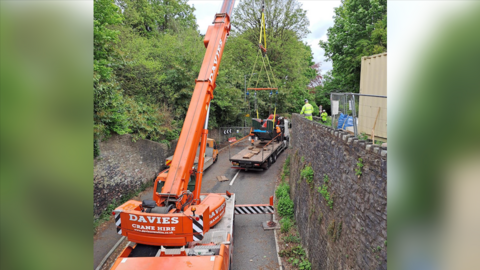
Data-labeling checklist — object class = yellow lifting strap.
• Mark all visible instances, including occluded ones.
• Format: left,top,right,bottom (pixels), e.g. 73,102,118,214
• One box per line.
258,11,267,49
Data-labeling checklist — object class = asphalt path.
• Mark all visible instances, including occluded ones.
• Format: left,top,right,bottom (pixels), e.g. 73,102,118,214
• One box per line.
202,139,286,270
93,138,285,270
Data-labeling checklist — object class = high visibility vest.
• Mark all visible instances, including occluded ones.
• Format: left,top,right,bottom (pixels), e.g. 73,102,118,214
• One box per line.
301,104,313,116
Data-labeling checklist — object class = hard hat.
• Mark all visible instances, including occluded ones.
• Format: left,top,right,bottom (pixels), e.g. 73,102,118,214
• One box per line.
304,99,308,102
323,110,326,112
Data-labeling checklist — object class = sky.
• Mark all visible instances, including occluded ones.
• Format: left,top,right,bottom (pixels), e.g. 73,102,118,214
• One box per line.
187,0,341,76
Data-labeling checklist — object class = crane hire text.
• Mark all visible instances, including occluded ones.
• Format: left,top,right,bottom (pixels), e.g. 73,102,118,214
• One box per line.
208,38,223,83
129,214,179,224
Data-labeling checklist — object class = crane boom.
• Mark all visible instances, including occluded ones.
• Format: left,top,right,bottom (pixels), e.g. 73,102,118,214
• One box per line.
161,0,235,203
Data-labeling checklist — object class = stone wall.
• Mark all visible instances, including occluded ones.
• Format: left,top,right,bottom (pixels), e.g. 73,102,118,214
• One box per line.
93,134,177,218
289,113,387,270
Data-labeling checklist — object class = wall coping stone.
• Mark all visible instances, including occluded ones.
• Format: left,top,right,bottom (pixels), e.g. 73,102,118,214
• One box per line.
291,113,387,155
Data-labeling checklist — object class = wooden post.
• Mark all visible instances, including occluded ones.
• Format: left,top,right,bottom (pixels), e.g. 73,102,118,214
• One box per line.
372,107,381,143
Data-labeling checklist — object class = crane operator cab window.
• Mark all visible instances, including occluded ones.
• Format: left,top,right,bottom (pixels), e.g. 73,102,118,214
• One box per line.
156,169,168,193
187,171,196,193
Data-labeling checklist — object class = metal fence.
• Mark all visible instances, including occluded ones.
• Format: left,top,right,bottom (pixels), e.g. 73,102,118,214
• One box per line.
330,92,387,140
217,126,251,144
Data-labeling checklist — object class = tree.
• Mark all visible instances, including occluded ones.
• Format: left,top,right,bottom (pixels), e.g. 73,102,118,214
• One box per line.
319,0,387,93
308,62,323,89
232,0,310,41
226,0,318,117
116,0,197,36
94,0,130,139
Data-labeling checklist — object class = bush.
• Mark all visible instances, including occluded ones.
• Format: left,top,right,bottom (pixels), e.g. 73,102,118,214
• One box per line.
275,181,290,199
283,155,291,175
280,217,293,233
301,166,314,184
318,174,333,209
285,155,291,167
277,196,294,219
283,234,301,243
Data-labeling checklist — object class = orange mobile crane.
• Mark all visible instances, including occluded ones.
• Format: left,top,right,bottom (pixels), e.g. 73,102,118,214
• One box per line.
109,1,274,269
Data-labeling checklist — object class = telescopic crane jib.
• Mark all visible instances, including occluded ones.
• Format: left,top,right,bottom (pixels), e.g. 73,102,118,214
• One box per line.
111,0,236,253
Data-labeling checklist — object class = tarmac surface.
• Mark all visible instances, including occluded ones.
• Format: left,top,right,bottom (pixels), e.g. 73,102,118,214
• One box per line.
93,138,286,270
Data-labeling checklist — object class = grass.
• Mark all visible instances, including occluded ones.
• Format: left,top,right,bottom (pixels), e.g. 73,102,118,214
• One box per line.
280,217,293,233
301,165,314,184
317,116,332,127
355,158,364,176
318,174,333,209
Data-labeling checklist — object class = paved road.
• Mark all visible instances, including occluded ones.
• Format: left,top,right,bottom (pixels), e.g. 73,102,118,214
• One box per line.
93,138,285,270
202,139,286,270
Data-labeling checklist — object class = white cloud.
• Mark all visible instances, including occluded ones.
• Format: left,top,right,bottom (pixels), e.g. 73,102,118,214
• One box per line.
300,0,341,74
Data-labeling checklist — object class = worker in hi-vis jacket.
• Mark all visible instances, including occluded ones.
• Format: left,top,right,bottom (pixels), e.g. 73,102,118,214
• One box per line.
300,99,313,121
321,110,328,123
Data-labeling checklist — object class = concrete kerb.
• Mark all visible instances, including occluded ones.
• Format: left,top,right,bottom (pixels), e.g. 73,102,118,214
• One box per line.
95,236,127,270
272,190,283,270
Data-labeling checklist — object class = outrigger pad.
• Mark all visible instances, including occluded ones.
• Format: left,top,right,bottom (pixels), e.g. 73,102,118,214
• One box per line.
142,199,157,209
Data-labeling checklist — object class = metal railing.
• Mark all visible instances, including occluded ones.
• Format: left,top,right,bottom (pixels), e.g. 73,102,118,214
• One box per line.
330,92,387,138
218,126,252,144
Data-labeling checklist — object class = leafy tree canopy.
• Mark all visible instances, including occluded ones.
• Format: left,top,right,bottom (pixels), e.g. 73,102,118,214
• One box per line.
319,0,387,93
94,0,323,151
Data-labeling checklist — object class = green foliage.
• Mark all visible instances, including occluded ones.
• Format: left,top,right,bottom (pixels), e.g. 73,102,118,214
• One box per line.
94,0,130,139
318,174,333,209
283,155,291,176
94,139,100,158
318,211,323,224
327,220,336,239
319,0,387,93
275,181,290,199
355,158,364,176
301,166,314,184
335,221,343,241
94,0,323,146
94,0,189,141
301,156,305,163
317,116,332,127
229,0,320,118
280,217,293,233
282,245,311,270
94,0,123,81
358,132,369,141
283,234,301,244
276,180,294,219
375,140,384,145
277,196,294,219
117,0,197,36
298,259,312,270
